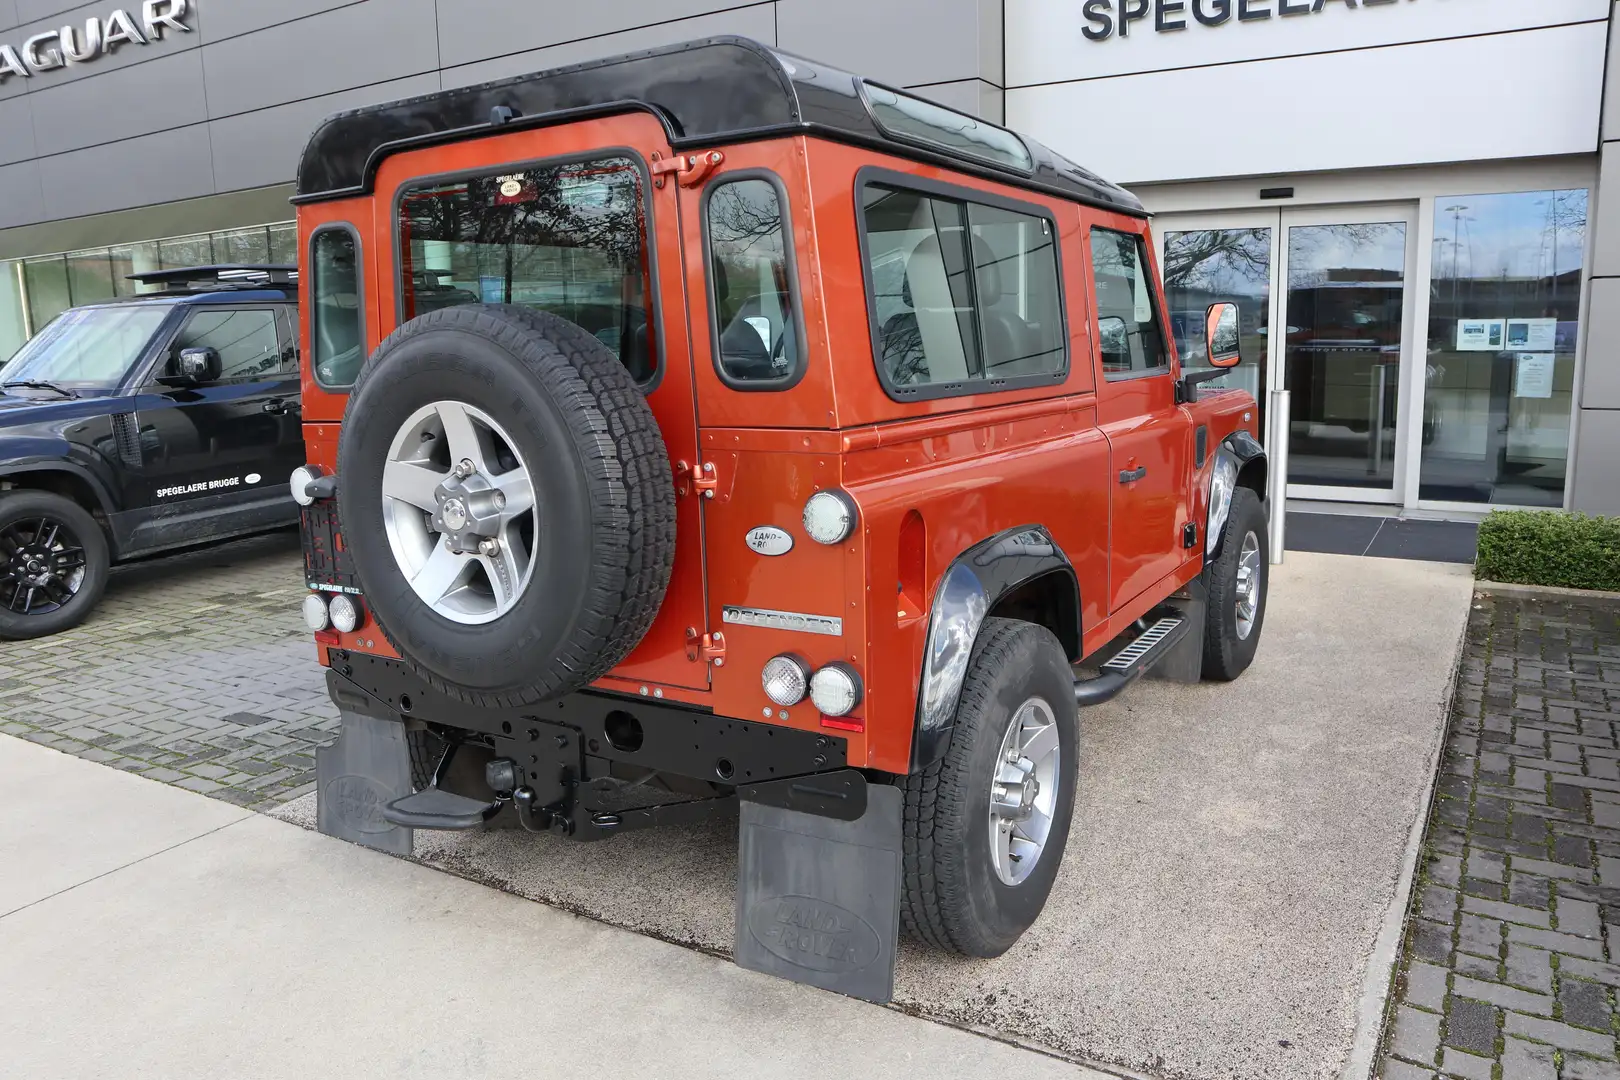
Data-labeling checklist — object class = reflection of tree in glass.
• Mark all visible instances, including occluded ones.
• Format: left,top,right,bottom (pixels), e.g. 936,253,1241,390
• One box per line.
708,183,783,258
1164,229,1268,290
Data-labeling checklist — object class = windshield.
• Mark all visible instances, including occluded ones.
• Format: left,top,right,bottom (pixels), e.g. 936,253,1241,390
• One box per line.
1,305,171,391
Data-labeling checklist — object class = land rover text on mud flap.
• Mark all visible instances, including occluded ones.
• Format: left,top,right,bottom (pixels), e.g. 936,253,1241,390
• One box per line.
292,37,1269,978
0,265,304,640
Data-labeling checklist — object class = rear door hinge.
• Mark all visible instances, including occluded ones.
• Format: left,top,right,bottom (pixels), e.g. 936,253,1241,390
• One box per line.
675,460,719,499
651,150,723,188
686,628,726,667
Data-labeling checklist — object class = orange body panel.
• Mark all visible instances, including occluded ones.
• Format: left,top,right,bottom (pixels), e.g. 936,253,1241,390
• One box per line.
295,112,1259,776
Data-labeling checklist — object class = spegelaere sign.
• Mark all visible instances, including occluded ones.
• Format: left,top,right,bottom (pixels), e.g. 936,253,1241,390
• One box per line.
1083,0,1406,41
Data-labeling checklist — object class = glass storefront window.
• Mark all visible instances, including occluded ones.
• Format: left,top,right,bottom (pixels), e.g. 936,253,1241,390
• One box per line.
1421,189,1587,506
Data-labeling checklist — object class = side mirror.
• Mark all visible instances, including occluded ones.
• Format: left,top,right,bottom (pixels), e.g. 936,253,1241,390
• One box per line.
1205,302,1241,368
1176,302,1242,404
176,346,220,384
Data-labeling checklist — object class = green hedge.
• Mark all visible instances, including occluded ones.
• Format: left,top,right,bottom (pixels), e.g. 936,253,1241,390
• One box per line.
1475,510,1620,591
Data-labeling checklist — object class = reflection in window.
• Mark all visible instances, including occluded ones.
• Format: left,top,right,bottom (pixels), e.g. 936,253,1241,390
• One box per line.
863,84,1032,171
0,305,169,389
1090,227,1167,376
1162,227,1270,405
863,183,1065,394
1421,190,1587,506
174,309,284,381
707,178,799,384
312,229,363,389
396,157,655,382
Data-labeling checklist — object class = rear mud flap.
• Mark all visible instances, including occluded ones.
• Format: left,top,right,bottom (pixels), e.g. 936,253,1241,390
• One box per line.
315,710,414,856
734,785,902,1004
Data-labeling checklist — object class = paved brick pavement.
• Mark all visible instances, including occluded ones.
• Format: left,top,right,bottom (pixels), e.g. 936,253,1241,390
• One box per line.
0,529,338,810
1381,590,1620,1080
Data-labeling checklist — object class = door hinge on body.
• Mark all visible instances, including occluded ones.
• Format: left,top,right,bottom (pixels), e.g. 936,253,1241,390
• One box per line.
675,460,719,499
686,628,726,667
651,150,724,188
1183,522,1198,549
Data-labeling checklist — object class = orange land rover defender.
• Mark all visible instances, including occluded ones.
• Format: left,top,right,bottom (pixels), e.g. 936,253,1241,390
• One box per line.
291,37,1268,975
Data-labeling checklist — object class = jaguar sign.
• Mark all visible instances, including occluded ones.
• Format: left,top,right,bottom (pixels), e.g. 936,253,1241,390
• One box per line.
0,0,189,81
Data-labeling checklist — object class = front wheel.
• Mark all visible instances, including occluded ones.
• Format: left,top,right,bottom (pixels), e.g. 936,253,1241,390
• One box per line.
0,490,109,640
898,618,1079,957
1202,486,1268,681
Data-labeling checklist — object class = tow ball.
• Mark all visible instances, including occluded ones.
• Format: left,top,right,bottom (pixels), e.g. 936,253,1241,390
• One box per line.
484,758,574,836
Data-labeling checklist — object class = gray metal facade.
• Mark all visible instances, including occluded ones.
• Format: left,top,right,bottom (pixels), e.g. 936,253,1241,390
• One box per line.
0,0,1003,254
1573,2,1620,514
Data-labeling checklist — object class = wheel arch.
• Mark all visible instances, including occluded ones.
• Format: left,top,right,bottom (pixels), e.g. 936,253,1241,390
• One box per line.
1207,431,1266,562
910,525,1081,771
0,461,117,531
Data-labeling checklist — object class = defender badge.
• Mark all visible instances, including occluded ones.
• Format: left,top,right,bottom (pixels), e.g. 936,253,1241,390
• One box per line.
745,526,793,556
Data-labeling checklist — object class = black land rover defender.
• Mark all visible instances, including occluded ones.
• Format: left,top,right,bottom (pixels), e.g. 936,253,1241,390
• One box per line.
0,265,306,639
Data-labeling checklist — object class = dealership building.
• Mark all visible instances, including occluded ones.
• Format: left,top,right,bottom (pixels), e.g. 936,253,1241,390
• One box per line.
0,0,1614,515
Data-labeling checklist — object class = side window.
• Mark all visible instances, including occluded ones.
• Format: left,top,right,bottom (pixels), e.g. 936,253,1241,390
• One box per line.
705,176,801,386
862,180,1066,397
397,156,655,383
311,227,363,388
1089,227,1167,377
174,309,281,381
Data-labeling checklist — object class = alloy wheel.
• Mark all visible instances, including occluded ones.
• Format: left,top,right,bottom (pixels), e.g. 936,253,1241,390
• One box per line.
381,400,538,625
987,695,1061,887
0,516,88,615
1235,530,1262,641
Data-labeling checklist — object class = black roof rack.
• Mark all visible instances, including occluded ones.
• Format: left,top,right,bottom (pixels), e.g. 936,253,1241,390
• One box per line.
293,36,1143,216
126,264,298,292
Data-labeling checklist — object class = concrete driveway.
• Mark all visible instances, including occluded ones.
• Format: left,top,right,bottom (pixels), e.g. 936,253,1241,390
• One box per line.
0,735,1102,1080
268,551,1475,1080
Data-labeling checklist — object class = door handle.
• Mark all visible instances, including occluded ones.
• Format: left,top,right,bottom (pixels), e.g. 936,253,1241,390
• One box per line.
263,399,300,415
1119,466,1148,485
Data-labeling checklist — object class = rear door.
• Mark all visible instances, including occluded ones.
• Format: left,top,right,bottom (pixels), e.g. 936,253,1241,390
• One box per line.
1084,217,1194,613
374,114,711,692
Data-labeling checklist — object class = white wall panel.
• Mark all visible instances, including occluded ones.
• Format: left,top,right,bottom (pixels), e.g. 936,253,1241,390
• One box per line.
1008,22,1607,184
1007,0,1607,87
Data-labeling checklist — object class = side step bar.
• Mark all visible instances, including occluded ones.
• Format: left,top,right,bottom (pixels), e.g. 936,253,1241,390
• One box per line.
382,785,502,830
1073,615,1190,707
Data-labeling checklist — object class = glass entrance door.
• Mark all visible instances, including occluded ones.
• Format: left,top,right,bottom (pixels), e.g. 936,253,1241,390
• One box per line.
1278,207,1416,501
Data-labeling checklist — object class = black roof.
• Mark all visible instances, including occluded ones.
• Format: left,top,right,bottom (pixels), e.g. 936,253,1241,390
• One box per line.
127,264,298,292
294,36,1144,216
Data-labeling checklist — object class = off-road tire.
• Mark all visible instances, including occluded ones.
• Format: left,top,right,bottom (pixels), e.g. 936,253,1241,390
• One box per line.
1201,486,1268,681
337,305,675,706
0,490,110,641
898,617,1079,957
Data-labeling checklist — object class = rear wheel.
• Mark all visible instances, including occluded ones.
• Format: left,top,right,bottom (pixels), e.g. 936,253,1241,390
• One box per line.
0,491,109,641
898,618,1078,957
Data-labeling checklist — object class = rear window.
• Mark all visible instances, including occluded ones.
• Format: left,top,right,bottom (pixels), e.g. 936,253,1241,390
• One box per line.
705,175,802,388
396,156,655,383
861,178,1066,399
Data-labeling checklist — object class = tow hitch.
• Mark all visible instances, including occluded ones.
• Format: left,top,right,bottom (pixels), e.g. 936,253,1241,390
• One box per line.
381,744,572,835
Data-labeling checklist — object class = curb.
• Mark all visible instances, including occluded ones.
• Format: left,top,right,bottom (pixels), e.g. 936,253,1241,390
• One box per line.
1475,579,1620,603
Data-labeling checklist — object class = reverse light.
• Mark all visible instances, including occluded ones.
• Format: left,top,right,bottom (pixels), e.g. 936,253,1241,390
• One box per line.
328,594,363,634
809,663,862,717
301,593,330,632
761,654,811,707
803,489,857,546
290,464,324,507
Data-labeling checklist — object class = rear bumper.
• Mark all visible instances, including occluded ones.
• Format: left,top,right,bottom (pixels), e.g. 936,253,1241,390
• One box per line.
326,649,856,824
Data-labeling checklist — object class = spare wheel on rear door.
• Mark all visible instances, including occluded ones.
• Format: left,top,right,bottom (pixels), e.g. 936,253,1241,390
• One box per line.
336,304,676,707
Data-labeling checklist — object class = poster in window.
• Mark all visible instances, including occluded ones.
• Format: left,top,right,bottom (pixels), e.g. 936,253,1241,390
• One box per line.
1505,318,1557,352
1514,353,1555,399
1456,319,1505,352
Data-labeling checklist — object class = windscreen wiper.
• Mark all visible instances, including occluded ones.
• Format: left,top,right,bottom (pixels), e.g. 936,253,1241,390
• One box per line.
2,380,77,399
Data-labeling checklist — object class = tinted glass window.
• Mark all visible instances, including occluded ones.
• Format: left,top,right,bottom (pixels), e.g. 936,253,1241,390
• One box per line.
863,183,1065,394
397,156,654,382
175,309,283,381
706,177,800,385
311,228,363,388
1,305,169,390
1089,228,1167,377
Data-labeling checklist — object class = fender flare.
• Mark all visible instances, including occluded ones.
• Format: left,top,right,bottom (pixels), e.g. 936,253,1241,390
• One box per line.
0,455,119,517
911,525,1080,770
1205,431,1266,562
